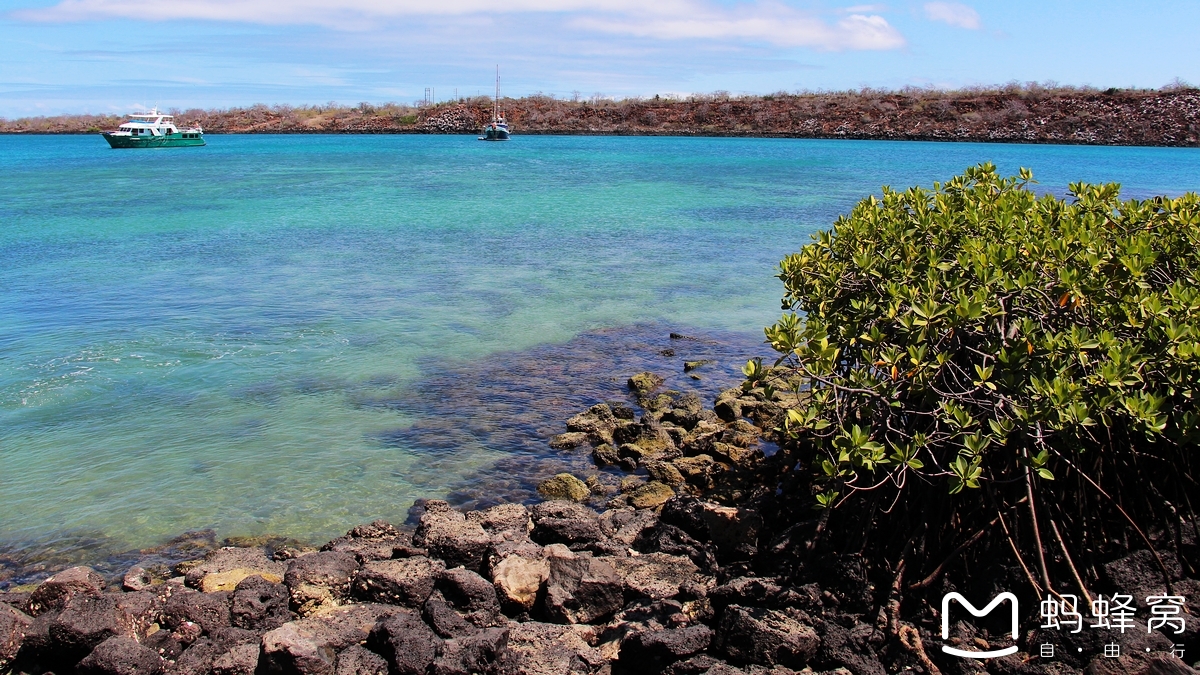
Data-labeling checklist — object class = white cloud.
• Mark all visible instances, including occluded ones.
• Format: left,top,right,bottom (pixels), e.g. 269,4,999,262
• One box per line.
13,0,906,50
575,6,904,50
923,2,979,29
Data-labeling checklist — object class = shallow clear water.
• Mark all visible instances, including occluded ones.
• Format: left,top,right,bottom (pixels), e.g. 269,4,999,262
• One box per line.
1,134,1198,576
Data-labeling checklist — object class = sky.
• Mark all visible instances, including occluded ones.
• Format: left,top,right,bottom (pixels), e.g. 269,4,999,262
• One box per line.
0,0,1197,117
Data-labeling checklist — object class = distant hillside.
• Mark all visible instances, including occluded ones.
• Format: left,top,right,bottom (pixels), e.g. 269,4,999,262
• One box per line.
4,85,1198,146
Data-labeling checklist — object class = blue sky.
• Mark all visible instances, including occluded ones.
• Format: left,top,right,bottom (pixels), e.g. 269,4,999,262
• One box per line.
1,0,1197,117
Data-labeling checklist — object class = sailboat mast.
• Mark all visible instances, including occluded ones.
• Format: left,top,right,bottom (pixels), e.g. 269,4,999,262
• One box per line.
494,65,499,122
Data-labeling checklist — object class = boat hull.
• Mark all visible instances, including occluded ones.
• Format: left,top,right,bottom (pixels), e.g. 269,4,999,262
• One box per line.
478,128,510,141
102,132,206,149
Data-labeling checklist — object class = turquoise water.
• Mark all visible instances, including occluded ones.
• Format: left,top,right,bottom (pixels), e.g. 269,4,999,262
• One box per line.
2,134,1198,576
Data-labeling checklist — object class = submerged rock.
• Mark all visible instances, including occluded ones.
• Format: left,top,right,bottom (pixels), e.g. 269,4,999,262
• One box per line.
627,372,665,395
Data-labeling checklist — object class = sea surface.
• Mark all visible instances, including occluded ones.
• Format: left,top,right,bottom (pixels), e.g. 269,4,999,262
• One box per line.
1,134,1198,582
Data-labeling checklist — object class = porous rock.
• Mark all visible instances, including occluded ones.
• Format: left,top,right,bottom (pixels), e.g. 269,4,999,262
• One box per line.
413,501,494,572
423,567,503,638
367,609,442,675
467,503,532,537
212,641,261,675
432,627,510,675
184,547,287,591
0,602,31,671
28,566,105,616
354,556,444,607
285,551,360,616
542,547,624,625
261,603,397,675
175,627,261,675
76,635,165,675
230,574,293,630
716,605,819,668
619,625,713,673
610,553,707,600
537,474,591,502
49,592,137,658
503,621,605,675
334,644,389,675
161,590,232,634
531,501,604,547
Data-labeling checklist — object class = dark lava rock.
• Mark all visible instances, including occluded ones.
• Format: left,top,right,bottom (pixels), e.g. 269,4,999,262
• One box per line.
633,523,718,574
230,574,293,630
354,556,444,607
435,567,502,628
813,619,885,675
346,520,401,539
28,566,105,616
161,590,232,634
467,504,532,538
610,553,707,600
334,644,389,675
531,502,604,548
0,602,31,670
368,609,443,675
541,548,624,625
432,627,510,675
413,501,494,572
424,593,480,639
76,635,165,675
260,603,397,675
716,605,818,668
212,641,261,675
619,625,713,673
710,577,784,610
503,621,604,675
174,627,260,675
48,592,136,658
322,522,415,563
285,551,360,615
142,628,185,661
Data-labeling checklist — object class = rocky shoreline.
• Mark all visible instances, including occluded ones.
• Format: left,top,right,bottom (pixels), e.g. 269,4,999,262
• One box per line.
2,361,1198,675
3,87,1198,147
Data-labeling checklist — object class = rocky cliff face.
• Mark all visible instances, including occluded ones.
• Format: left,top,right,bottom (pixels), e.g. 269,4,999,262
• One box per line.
4,88,1198,146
